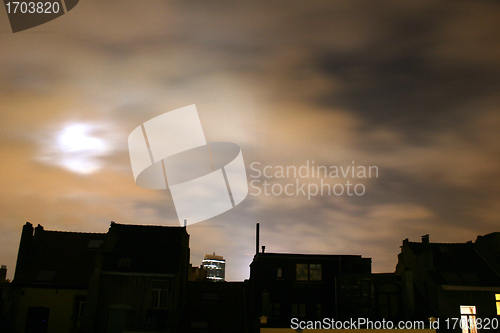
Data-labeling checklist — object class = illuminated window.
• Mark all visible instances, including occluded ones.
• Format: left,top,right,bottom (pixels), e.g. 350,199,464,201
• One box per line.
460,305,477,333
277,267,282,278
496,294,500,315
295,263,322,281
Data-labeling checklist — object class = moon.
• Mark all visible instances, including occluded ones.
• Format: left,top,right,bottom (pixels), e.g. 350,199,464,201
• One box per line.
56,124,107,174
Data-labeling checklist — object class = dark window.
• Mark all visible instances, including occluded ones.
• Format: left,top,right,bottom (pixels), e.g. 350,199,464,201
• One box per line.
299,304,306,317
151,280,168,308
296,264,308,281
310,264,322,281
277,267,283,278
273,303,281,317
73,295,86,319
296,263,322,281
118,258,131,268
87,240,104,248
291,303,298,317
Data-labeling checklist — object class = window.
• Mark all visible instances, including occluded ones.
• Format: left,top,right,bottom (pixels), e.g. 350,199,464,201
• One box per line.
496,294,500,316
291,303,306,317
73,295,86,319
299,304,306,317
296,264,308,281
273,303,281,317
87,239,104,248
72,295,86,328
118,258,131,268
310,264,322,281
296,263,322,281
151,280,168,308
277,267,282,278
460,306,478,333
291,303,298,317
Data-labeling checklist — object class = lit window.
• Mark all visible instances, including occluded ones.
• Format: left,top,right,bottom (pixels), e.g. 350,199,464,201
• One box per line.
277,267,282,278
460,305,477,333
496,294,500,316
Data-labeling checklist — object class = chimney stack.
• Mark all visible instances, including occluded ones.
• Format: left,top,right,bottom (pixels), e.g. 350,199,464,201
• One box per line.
422,234,430,248
35,224,44,236
0,265,6,283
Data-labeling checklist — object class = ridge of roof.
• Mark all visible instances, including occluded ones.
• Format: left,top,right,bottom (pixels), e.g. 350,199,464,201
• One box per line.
110,222,185,228
406,241,472,245
42,230,106,235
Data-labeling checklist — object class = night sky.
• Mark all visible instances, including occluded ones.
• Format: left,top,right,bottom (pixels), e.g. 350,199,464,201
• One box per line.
1,1,500,281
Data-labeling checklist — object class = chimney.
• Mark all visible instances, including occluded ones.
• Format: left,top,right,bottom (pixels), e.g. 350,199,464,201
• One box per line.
256,223,260,255
18,222,34,257
261,246,265,253
420,234,433,269
35,224,44,237
422,234,430,248
0,265,6,283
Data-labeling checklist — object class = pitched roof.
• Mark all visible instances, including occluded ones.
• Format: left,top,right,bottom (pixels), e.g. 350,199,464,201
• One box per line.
406,240,500,286
13,222,190,288
101,222,188,275
13,226,106,288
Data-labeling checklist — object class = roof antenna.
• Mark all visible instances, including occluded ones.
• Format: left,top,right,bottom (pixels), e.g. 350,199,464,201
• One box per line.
256,223,260,255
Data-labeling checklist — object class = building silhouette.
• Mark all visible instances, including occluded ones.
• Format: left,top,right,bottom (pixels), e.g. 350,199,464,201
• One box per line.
395,233,500,325
11,222,190,333
7,221,500,333
0,265,13,333
201,253,226,282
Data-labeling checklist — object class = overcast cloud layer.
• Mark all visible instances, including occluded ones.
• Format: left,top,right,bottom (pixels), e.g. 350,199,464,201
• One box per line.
1,1,499,280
